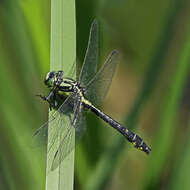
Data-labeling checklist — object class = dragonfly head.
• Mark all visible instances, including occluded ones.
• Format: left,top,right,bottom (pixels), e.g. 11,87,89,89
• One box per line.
44,71,64,88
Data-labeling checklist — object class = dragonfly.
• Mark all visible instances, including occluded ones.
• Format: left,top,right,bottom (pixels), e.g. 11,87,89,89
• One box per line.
34,20,151,171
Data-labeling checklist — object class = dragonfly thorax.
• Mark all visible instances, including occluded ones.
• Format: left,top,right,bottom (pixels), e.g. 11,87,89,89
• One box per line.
60,78,78,93
44,70,83,95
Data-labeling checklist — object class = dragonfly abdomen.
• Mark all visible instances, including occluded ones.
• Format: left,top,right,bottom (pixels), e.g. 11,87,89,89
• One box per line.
85,103,151,154
119,127,151,154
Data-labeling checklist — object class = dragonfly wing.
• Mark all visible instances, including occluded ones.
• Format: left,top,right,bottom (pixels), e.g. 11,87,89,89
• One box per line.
49,123,75,171
51,105,86,171
75,110,86,143
79,19,98,86
43,93,80,172
32,110,61,148
85,50,120,106
32,93,76,148
64,60,76,79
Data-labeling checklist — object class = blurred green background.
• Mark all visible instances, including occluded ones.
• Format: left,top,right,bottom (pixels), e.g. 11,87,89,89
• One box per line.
1,0,190,189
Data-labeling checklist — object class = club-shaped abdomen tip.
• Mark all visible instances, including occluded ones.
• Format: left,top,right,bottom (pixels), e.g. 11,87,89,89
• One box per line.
138,142,151,155
145,146,151,155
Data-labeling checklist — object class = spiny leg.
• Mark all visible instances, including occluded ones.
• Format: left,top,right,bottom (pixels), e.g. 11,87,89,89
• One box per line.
36,90,57,110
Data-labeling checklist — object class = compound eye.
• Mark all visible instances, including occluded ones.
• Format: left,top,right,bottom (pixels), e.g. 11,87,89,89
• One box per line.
49,72,55,79
44,71,56,87
58,70,64,74
46,72,55,80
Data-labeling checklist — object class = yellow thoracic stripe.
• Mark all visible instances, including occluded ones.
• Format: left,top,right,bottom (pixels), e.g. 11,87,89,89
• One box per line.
79,90,92,106
58,84,92,107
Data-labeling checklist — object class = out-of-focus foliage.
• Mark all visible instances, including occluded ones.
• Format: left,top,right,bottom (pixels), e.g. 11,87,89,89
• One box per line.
0,0,190,189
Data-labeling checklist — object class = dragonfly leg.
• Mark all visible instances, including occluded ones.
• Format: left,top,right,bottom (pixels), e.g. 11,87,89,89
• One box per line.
36,90,56,110
52,91,58,108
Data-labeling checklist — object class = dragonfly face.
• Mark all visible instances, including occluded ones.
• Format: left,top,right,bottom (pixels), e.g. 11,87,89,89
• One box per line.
44,70,78,94
44,71,60,87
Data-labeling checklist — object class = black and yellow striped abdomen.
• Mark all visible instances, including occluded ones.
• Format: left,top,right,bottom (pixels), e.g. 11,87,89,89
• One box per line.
83,101,151,154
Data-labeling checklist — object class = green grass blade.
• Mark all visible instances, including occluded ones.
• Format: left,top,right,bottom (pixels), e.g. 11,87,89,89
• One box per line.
19,0,50,72
0,1,45,189
169,116,190,190
45,0,76,190
0,47,45,190
83,1,182,189
143,18,190,189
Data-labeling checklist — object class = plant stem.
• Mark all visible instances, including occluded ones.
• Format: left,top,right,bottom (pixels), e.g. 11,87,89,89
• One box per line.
46,0,76,190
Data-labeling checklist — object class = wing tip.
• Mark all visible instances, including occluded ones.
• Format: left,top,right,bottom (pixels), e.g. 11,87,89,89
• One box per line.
92,18,98,26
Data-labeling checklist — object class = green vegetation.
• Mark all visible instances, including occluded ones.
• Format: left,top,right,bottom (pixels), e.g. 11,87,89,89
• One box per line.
45,0,76,190
0,0,190,189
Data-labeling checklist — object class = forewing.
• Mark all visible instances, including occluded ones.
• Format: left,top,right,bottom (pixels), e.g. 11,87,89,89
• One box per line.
79,19,98,86
85,50,119,106
64,60,76,79
75,110,86,143
32,111,60,148
32,93,76,149
51,108,86,171
44,93,80,172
